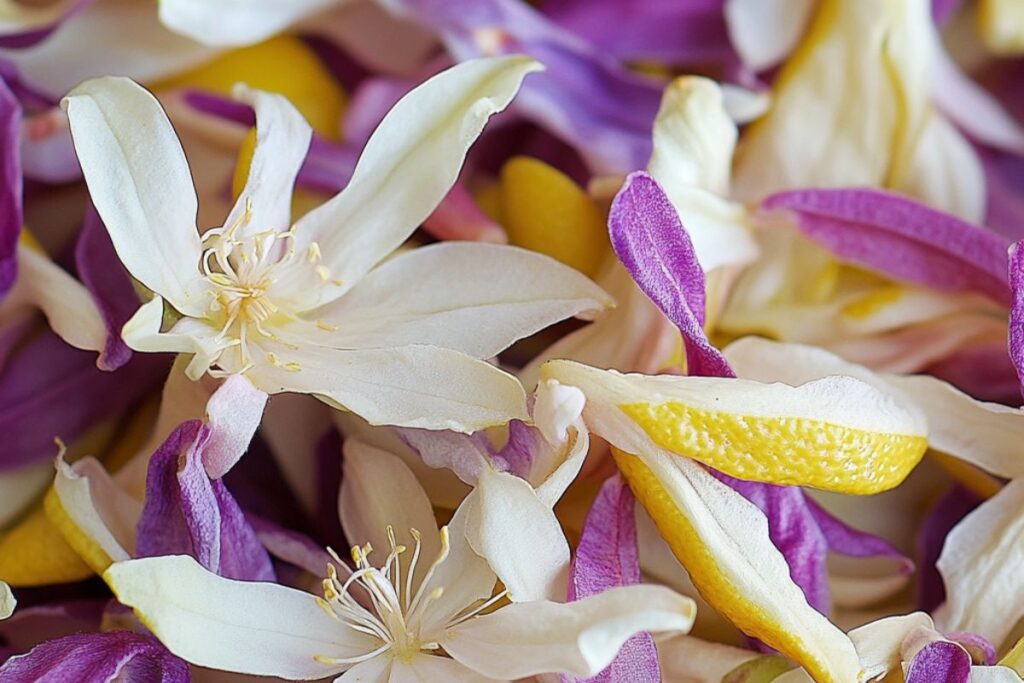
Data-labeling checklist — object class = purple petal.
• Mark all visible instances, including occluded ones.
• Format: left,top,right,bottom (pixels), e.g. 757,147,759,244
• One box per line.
568,475,659,683
983,151,1024,242
1009,240,1024,397
0,631,188,683
917,485,982,612
609,171,734,378
905,640,972,683
804,497,913,571
493,420,543,480
0,601,105,654
0,332,165,471
925,341,1019,404
932,0,963,25
762,188,1011,306
0,75,22,299
0,0,95,49
73,205,134,371
137,420,274,581
718,477,830,614
540,0,735,66
390,0,661,173
249,514,333,577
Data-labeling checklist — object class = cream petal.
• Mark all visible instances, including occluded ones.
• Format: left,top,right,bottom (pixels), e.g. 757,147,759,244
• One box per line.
972,667,1024,682
444,584,695,680
224,85,312,238
0,581,14,620
724,0,816,71
50,455,139,572
7,243,106,357
245,339,528,433
63,76,209,316
121,297,228,380
463,468,569,603
647,76,757,272
937,480,1024,646
287,56,541,309
339,439,441,586
312,243,611,359
388,654,504,683
159,0,339,47
657,635,758,683
105,555,381,679
337,655,391,683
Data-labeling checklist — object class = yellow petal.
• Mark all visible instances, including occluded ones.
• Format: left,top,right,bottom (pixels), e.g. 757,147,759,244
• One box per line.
500,156,609,278
613,446,862,682
0,504,93,586
542,360,927,495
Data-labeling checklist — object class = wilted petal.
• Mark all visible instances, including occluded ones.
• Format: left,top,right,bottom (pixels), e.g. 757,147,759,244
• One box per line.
245,340,528,432
937,479,1024,646
202,374,267,479
762,188,1010,305
542,359,927,495
316,242,610,358
445,584,695,679
611,445,860,682
105,555,379,679
62,77,209,316
288,56,541,309
0,631,188,683
609,171,734,378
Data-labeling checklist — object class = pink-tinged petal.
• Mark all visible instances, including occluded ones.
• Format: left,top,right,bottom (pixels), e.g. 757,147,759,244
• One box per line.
762,188,1011,306
422,181,506,243
609,171,733,378
0,631,188,683
248,515,333,577
0,0,94,49
1009,240,1024,396
73,205,134,371
202,375,267,479
0,75,21,298
567,475,659,683
983,152,1024,242
905,640,972,683
947,632,997,665
136,421,274,582
0,601,104,654
805,496,914,570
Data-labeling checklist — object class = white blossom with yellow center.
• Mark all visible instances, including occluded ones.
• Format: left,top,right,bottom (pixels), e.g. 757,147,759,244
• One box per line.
62,56,611,433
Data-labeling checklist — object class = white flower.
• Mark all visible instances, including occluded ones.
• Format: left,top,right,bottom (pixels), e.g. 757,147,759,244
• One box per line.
62,56,611,433
105,439,695,681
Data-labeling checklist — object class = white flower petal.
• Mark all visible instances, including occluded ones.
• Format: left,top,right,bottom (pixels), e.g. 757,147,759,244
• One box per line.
159,0,339,47
121,297,227,380
444,584,695,679
245,340,528,433
8,243,106,357
203,374,268,479
849,612,935,680
657,635,758,683
105,555,380,679
972,666,1024,682
337,654,391,683
0,581,14,620
937,480,1024,646
647,76,757,272
314,242,611,358
50,455,138,571
224,86,312,238
289,56,541,308
339,439,441,585
388,654,503,683
724,0,815,71
464,468,570,603
62,77,208,316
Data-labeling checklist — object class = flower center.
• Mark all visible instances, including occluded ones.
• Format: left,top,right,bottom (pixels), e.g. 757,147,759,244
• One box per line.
313,526,505,667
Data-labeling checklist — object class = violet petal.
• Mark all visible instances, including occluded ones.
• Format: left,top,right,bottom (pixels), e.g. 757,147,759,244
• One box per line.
1009,240,1024,397
0,631,188,683
0,75,21,299
609,171,733,378
567,475,659,683
762,188,1011,306
906,640,972,683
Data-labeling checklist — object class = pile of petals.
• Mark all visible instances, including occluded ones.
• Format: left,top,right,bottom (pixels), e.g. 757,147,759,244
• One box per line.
3,0,1024,681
